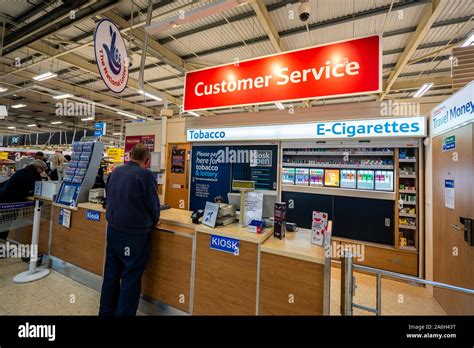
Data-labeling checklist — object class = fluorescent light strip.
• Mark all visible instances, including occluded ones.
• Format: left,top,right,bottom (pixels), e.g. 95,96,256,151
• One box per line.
188,111,200,117
81,117,95,121
112,132,122,135
53,93,73,100
27,124,37,127
275,102,284,109
11,104,26,109
0,87,8,93
51,121,63,125
413,83,433,98
138,90,163,102
461,32,474,47
117,111,138,119
7,126,15,129
33,72,57,81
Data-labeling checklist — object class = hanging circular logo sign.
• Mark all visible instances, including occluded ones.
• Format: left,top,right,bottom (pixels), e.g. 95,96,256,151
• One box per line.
94,19,129,93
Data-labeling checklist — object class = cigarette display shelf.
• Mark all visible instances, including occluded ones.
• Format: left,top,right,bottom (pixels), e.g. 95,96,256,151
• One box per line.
399,189,416,194
283,150,394,156
399,224,416,230
396,147,419,253
282,162,393,170
399,212,416,218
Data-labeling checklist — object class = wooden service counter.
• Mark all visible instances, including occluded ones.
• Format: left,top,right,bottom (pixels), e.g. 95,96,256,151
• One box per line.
259,228,330,315
142,209,195,313
50,202,107,276
10,198,330,316
192,224,273,315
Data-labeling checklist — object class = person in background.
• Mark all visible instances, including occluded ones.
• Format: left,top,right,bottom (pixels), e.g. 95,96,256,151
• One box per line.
99,144,160,316
34,151,45,161
92,159,106,189
34,151,51,178
49,153,66,181
0,160,48,241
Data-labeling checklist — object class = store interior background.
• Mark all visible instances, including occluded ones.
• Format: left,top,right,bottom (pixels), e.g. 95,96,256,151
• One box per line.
0,0,473,315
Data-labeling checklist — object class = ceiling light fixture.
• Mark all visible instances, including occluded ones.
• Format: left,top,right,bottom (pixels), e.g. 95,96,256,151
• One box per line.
81,117,95,121
188,111,200,117
11,103,26,109
112,132,122,136
413,83,433,98
53,93,73,100
275,102,285,109
138,90,163,102
117,111,138,119
51,121,63,125
0,87,8,93
461,32,474,47
33,71,57,81
27,124,37,127
7,126,15,129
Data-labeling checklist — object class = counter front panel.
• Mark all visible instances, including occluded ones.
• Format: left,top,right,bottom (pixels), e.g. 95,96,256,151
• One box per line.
142,228,193,313
193,232,259,315
51,205,106,276
259,252,324,315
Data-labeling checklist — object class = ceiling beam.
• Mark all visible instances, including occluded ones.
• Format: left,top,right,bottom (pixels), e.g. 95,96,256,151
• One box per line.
103,10,193,74
380,0,449,100
24,40,182,108
389,75,452,91
0,62,157,116
250,1,286,52
4,88,137,121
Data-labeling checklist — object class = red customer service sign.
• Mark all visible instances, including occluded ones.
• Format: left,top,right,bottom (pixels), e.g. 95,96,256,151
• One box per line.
183,35,381,111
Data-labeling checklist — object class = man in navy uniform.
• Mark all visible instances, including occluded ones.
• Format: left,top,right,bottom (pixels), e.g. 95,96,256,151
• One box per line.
99,143,160,316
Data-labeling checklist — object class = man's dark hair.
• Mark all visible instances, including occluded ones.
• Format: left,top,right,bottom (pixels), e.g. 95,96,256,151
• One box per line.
35,151,45,159
131,144,151,162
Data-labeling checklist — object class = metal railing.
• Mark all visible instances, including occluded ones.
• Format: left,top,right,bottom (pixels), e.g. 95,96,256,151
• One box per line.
340,250,474,315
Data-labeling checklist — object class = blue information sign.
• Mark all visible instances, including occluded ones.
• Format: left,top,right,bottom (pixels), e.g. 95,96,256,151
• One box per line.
209,234,240,255
86,210,101,221
94,122,106,136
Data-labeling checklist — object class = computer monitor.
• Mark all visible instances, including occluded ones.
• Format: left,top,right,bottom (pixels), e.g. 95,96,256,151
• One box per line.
227,191,277,219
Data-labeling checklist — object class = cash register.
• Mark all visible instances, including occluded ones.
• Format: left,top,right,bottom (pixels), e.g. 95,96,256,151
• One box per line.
216,203,236,226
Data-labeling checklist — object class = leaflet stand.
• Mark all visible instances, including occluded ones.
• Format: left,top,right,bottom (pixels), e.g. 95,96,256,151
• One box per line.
55,137,104,207
232,180,256,227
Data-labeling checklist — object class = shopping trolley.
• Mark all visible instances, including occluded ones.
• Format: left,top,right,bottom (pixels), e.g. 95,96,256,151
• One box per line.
0,200,50,283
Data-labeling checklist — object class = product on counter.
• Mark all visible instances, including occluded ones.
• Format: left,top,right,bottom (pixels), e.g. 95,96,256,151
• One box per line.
311,211,328,246
274,202,287,240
